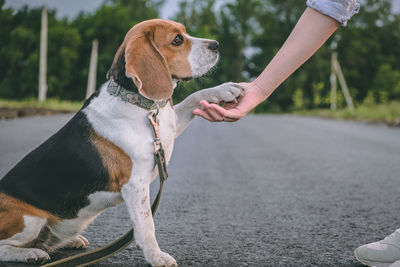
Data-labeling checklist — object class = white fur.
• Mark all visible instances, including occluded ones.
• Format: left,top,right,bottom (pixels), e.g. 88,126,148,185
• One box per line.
186,34,219,77
0,33,242,267
84,86,178,266
64,235,89,249
46,191,123,251
0,192,121,262
81,79,242,266
0,216,50,263
0,216,46,247
174,82,243,137
73,35,241,266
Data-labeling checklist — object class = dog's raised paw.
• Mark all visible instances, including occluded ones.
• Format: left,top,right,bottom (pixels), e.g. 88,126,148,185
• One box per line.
147,250,177,267
208,82,243,103
25,248,50,264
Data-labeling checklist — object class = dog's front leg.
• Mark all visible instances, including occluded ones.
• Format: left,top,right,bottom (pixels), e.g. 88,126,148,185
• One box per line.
121,158,177,267
174,82,243,137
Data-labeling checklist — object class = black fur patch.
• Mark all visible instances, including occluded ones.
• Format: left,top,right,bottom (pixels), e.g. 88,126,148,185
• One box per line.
172,74,193,82
107,47,137,92
82,89,100,109
0,110,110,219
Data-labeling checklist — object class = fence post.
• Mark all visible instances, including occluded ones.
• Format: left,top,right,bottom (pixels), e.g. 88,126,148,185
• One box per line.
330,52,337,111
330,52,355,111
38,6,48,102
333,55,355,111
86,39,99,99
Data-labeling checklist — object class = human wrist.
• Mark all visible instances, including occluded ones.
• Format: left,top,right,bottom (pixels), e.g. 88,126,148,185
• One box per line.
236,81,269,114
251,80,274,102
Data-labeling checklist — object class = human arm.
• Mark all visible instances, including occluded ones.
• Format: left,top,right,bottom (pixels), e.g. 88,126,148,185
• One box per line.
193,5,347,122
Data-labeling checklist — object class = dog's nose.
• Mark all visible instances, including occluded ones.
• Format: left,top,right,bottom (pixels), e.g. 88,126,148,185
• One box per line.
208,41,219,51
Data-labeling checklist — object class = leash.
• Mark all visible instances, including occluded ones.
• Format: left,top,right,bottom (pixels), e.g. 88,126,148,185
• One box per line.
42,108,168,267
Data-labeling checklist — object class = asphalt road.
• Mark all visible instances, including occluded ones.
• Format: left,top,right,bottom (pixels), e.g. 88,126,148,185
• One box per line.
1,114,400,267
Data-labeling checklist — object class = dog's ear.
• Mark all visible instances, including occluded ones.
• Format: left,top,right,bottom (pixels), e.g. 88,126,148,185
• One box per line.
124,32,173,101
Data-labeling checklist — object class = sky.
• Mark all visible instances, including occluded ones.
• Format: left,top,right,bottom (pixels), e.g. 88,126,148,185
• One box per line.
5,0,400,19
4,0,181,19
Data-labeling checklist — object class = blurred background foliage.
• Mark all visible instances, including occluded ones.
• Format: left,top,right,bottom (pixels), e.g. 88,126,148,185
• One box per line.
0,0,399,112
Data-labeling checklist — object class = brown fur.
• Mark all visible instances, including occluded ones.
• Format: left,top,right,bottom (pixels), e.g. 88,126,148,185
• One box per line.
110,19,192,101
0,193,59,240
89,130,132,192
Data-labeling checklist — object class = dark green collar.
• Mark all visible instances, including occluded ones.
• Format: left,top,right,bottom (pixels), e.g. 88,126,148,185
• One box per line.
107,80,168,110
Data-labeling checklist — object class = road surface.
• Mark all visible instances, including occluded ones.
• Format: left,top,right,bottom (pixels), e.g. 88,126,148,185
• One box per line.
1,114,399,266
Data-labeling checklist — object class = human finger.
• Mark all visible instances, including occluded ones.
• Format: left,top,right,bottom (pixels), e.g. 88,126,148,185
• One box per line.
207,103,242,121
200,103,225,121
192,108,215,122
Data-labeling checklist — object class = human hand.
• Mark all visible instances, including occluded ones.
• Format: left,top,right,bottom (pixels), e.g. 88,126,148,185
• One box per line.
192,82,266,122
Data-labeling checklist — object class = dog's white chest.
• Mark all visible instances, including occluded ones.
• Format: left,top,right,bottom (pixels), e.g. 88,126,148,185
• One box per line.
83,86,176,181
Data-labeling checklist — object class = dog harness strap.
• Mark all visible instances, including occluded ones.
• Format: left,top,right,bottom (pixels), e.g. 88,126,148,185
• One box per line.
41,112,168,267
148,111,169,182
107,80,168,110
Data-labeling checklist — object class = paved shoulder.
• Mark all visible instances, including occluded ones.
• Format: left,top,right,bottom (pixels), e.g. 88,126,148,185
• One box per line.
1,114,399,266
0,114,73,177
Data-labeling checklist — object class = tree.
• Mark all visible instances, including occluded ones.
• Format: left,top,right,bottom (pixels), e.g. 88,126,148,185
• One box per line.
0,3,41,99
0,0,164,100
1,0,399,111
71,0,164,100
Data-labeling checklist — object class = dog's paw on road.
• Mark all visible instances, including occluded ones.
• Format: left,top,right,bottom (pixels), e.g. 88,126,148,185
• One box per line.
67,235,90,249
146,250,178,267
25,248,51,264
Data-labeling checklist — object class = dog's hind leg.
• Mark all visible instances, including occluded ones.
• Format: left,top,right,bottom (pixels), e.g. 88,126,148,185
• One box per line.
0,215,50,264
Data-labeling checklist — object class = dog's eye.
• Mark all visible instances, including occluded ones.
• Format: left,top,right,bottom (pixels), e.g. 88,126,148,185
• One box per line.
172,34,184,46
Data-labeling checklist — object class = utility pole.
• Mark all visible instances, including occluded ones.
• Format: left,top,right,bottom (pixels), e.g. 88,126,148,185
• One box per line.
330,51,355,111
86,39,99,99
38,6,48,102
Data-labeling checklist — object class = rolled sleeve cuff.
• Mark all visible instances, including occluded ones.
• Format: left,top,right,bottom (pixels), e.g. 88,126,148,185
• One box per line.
307,0,360,26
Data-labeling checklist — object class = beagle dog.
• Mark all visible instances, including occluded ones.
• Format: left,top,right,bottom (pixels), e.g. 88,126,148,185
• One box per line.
0,19,242,266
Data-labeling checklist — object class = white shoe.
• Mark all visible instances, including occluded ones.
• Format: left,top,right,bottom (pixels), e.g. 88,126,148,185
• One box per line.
355,229,400,267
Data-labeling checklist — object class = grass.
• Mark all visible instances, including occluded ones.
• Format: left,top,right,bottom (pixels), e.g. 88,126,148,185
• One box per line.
294,101,400,126
0,98,83,112
1,98,399,126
